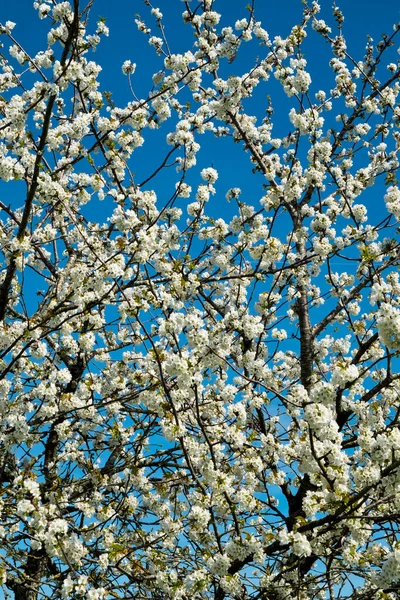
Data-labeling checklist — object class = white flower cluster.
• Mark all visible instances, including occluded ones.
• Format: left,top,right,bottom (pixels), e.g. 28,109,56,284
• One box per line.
200,167,219,184
304,403,338,440
377,303,400,350
189,505,210,528
289,107,324,134
122,60,136,75
331,363,359,388
378,546,400,587
384,185,400,219
278,530,312,558
207,553,231,575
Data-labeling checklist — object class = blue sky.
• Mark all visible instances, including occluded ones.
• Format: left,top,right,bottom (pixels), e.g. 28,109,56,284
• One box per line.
1,0,399,231
4,0,400,113
4,0,400,70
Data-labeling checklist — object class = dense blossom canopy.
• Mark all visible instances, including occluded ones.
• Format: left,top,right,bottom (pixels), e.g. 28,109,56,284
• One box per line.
0,1,400,599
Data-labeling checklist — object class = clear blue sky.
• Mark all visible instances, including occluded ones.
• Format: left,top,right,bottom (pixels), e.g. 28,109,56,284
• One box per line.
4,0,399,72
1,0,399,228
3,0,400,111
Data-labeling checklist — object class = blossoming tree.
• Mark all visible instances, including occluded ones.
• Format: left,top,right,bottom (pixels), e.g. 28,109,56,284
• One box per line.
1,0,400,598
